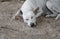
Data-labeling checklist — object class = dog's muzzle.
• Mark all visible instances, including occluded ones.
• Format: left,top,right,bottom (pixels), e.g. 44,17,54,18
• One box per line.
30,23,35,27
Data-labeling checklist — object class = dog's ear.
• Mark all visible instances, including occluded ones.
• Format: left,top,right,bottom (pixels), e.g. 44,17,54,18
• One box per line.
33,7,39,15
15,10,23,22
19,10,23,15
15,15,23,21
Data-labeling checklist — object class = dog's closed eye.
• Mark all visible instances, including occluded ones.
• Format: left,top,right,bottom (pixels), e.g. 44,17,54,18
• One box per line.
31,16,33,19
26,19,29,20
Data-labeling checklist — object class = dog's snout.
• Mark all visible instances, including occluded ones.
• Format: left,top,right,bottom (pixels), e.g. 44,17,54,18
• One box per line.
30,23,35,27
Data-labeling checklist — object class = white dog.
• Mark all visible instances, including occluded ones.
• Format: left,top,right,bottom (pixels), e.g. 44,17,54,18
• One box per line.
12,0,60,27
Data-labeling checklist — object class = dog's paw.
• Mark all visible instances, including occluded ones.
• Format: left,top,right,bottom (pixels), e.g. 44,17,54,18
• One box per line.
55,16,59,20
55,17,58,20
55,14,60,20
45,15,50,17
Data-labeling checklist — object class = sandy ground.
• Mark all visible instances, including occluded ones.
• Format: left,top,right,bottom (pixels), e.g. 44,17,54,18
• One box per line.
0,1,60,39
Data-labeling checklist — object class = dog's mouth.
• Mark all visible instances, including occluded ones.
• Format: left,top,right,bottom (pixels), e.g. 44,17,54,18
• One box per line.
30,22,37,27
25,22,36,27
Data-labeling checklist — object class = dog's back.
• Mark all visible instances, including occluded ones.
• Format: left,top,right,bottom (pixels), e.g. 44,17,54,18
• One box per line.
21,0,47,14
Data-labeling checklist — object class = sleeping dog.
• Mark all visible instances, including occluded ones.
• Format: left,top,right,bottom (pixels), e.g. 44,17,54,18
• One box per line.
12,0,60,27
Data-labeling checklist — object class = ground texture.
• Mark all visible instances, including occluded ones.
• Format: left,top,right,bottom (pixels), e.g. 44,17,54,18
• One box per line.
0,1,60,39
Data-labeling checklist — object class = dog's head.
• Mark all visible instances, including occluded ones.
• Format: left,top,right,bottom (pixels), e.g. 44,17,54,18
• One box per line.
16,7,39,27
23,11,36,27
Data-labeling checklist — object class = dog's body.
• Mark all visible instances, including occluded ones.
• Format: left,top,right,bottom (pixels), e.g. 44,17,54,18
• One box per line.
46,0,60,20
12,0,60,27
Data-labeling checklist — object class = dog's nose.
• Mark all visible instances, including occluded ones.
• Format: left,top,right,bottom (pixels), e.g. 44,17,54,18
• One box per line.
30,23,35,27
